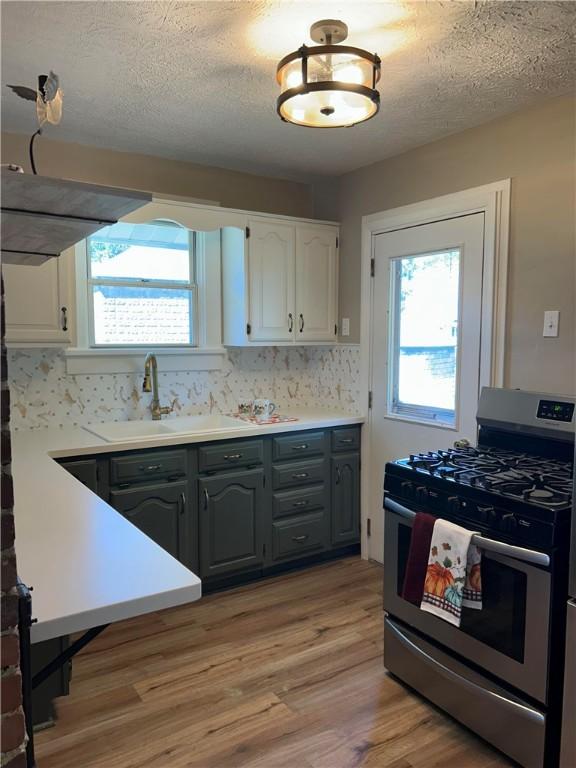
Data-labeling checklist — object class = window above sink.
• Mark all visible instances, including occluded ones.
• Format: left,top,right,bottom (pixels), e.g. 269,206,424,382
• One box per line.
87,221,197,348
66,200,228,374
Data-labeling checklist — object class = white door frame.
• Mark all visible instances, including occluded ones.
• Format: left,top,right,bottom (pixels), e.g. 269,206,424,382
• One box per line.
359,180,511,560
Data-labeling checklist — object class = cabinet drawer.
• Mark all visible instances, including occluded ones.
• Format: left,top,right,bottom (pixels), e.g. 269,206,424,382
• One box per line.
272,485,326,519
331,427,360,453
198,440,264,473
110,450,187,486
272,458,325,490
272,431,325,461
272,513,327,561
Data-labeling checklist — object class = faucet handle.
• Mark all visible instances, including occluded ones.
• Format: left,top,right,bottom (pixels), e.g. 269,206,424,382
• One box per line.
159,398,178,416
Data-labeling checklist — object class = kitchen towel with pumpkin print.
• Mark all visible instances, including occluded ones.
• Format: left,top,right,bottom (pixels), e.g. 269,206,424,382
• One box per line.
420,518,483,627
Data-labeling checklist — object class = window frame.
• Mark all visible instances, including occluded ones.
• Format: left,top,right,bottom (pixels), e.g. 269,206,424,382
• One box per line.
85,223,199,349
386,248,462,428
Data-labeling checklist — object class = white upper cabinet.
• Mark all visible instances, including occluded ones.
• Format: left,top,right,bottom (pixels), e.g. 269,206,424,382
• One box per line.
222,217,339,346
3,249,73,346
247,220,295,342
295,225,338,342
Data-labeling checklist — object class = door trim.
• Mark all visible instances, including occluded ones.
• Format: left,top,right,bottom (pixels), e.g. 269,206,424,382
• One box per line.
359,180,511,560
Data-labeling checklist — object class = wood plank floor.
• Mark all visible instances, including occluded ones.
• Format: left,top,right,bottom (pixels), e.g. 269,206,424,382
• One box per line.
36,557,512,768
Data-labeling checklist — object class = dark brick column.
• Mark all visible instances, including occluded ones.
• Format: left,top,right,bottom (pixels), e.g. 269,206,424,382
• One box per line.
1,273,28,766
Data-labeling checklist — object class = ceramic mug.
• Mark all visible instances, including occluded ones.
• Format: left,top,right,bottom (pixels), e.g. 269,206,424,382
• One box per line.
253,399,276,422
237,399,254,416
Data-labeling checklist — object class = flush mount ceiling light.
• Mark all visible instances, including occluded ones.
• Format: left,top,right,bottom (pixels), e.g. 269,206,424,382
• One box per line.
276,19,381,128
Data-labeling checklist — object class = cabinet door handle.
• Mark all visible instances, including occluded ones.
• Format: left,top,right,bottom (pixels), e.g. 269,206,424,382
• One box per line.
292,535,309,543
224,453,243,461
299,314,304,333
293,500,309,508
140,464,162,473
339,438,354,445
61,306,68,332
336,467,342,484
203,488,209,509
288,313,293,332
292,472,309,480
179,492,186,515
291,444,309,451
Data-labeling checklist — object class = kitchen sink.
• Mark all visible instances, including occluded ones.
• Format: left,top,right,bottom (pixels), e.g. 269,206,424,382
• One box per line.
83,414,251,443
83,421,177,442
164,414,252,433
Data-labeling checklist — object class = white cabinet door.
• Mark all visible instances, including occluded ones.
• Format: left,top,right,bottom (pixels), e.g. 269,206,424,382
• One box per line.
248,220,295,342
296,226,338,342
3,251,72,345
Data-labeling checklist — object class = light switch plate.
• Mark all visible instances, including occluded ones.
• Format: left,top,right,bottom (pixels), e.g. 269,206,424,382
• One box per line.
543,310,560,337
341,318,350,337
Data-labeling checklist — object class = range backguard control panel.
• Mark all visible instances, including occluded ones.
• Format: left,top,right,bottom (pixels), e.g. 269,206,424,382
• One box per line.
536,400,575,423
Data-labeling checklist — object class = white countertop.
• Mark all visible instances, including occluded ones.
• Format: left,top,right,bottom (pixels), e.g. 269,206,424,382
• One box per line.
12,409,363,643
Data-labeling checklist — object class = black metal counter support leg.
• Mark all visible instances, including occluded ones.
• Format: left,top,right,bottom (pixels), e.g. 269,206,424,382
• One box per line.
17,582,35,767
32,624,109,690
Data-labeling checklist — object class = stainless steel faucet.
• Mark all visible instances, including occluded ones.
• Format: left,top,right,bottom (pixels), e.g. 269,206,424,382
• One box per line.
142,353,175,420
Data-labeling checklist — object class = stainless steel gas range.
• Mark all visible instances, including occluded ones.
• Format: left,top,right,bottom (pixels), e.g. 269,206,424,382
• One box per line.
382,387,574,768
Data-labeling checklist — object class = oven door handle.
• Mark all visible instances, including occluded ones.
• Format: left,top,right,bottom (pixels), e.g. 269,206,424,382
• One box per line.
384,497,550,568
386,618,546,726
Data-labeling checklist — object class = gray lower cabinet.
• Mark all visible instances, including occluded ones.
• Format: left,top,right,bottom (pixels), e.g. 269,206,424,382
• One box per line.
58,458,98,493
199,468,265,578
331,453,360,545
109,481,188,563
31,636,70,728
61,425,361,583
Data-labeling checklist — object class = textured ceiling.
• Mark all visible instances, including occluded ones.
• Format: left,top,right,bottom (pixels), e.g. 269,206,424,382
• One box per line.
1,1,574,180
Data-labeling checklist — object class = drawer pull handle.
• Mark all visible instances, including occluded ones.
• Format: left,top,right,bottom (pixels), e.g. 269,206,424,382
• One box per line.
291,444,309,451
292,535,309,543
224,453,243,461
292,472,309,480
140,464,162,472
293,500,309,508
339,438,354,444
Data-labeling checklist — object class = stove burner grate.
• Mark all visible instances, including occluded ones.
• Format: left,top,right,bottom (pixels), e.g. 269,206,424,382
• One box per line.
401,446,573,508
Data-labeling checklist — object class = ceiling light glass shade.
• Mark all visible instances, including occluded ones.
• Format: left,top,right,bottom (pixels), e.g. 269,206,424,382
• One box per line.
277,45,381,128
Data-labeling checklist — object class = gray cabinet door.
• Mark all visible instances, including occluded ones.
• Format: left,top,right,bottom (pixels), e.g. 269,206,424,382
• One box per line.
31,636,70,728
109,481,187,562
199,469,264,578
59,459,98,493
332,454,360,545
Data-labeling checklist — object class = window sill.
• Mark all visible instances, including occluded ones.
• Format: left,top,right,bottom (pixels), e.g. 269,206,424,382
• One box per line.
64,347,227,375
383,412,458,431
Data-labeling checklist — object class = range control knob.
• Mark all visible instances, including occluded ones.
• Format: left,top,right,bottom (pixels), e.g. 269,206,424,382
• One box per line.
401,481,415,499
477,505,496,524
415,486,429,503
501,513,518,532
447,496,461,514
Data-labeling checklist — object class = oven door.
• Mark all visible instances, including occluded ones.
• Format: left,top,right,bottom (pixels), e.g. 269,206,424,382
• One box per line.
384,497,552,704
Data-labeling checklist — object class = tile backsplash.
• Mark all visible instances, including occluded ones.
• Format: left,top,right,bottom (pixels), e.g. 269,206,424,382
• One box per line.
8,346,361,431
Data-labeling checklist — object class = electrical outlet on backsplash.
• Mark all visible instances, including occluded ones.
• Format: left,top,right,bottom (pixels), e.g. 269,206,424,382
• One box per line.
7,346,361,430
